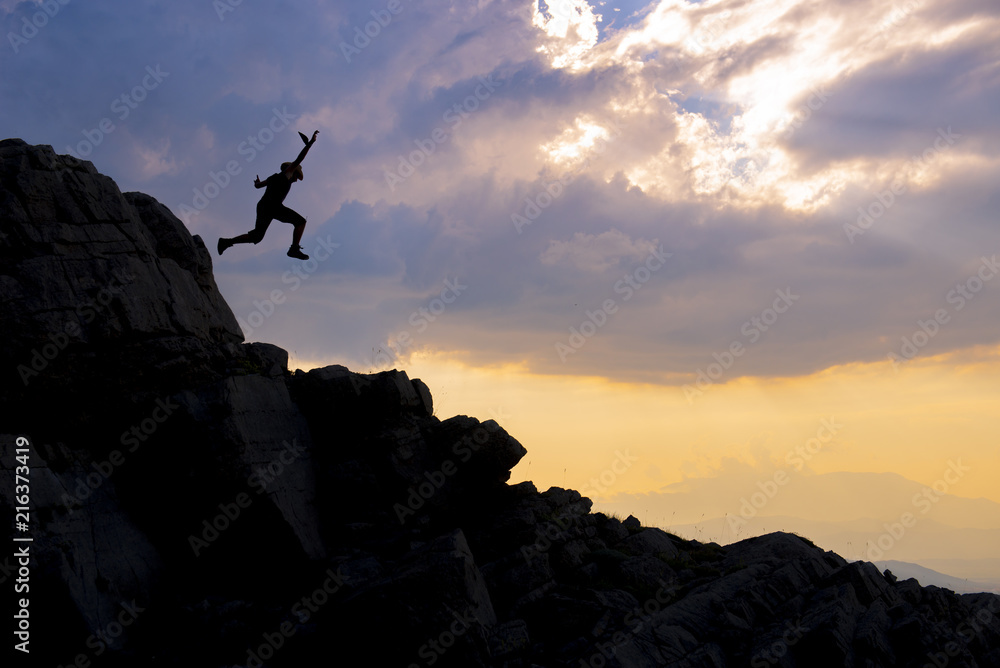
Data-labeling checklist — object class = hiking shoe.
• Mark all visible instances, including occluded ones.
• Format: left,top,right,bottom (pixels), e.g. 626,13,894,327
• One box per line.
287,244,309,260
217,237,232,255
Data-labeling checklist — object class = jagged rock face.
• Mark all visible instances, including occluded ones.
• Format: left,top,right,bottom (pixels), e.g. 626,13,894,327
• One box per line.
1,139,998,668
0,139,525,664
0,139,242,390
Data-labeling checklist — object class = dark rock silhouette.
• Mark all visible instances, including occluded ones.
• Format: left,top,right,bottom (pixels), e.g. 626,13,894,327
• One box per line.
1,137,998,667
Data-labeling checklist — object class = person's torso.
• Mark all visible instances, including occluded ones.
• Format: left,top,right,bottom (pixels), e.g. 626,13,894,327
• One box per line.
260,173,292,205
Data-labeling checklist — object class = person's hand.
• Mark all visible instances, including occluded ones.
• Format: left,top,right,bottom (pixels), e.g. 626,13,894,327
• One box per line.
310,130,319,144
254,175,262,187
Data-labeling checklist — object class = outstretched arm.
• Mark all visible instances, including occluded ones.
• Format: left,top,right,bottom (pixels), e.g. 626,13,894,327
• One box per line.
290,130,319,168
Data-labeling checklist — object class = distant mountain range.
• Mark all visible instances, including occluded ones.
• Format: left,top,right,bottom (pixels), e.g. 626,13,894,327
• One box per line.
597,469,1000,583
871,560,999,594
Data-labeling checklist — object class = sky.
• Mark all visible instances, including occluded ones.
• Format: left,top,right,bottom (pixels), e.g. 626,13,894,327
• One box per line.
3,0,999,579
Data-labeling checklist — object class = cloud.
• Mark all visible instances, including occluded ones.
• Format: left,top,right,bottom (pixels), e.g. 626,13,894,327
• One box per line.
3,0,998,387
539,228,660,272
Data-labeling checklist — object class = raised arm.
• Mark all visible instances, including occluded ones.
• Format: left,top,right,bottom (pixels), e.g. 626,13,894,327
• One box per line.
290,130,319,168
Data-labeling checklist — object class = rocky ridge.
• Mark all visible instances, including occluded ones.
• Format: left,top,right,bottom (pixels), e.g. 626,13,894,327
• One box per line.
1,138,998,667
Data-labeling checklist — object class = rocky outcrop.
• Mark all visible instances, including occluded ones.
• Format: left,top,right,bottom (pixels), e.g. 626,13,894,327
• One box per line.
2,138,998,667
1,141,240,396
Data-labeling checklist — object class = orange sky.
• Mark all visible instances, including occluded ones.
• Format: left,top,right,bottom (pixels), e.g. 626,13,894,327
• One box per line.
293,343,1000,507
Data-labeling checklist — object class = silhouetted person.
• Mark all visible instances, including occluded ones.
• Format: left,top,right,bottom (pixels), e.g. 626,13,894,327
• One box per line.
218,130,318,260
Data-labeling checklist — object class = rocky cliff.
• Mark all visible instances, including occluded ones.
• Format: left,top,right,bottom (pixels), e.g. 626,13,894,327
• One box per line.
1,137,998,667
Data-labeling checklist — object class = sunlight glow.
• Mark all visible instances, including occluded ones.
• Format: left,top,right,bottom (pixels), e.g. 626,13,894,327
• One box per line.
532,0,602,69
540,117,613,166
542,0,992,214
384,345,1000,507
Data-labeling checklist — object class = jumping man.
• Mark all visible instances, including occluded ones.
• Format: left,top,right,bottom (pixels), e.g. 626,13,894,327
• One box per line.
218,130,319,260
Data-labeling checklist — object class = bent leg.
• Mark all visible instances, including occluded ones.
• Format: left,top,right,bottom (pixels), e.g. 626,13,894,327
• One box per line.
234,205,275,244
273,205,307,247
221,204,275,255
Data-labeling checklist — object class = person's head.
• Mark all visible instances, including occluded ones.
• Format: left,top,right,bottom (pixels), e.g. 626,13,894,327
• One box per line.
281,162,304,181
